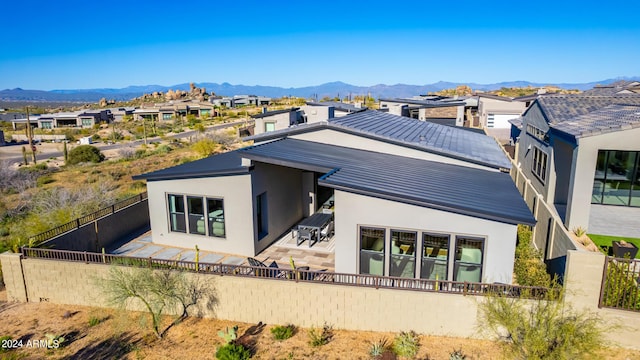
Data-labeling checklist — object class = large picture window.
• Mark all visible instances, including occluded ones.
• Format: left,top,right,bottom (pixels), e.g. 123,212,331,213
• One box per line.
167,194,225,237
454,237,484,283
360,227,385,276
532,146,548,183
256,192,268,239
390,230,416,278
421,233,449,280
592,150,640,207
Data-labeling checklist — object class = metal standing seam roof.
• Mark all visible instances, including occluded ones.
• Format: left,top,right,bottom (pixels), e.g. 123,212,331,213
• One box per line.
549,104,640,139
239,138,535,226
132,151,249,181
246,110,512,170
535,94,640,124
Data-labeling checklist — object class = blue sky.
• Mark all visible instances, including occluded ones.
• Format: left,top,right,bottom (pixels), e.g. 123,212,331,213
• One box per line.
2,0,639,90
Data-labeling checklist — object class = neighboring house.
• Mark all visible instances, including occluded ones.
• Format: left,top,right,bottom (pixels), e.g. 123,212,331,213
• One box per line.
210,95,271,108
516,94,640,237
134,110,533,283
133,101,214,121
582,80,640,95
10,110,112,129
305,101,367,117
109,107,135,122
476,93,527,143
251,107,302,135
379,98,466,126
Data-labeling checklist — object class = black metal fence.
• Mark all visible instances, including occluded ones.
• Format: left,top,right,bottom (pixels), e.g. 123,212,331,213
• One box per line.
28,192,148,244
599,257,640,312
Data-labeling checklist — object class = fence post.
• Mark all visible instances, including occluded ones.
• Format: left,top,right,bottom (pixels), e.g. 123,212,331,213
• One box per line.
83,251,88,264
76,218,81,229
148,257,153,269
597,257,609,308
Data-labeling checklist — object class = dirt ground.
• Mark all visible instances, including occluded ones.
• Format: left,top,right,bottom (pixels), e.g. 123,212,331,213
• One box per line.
0,290,639,360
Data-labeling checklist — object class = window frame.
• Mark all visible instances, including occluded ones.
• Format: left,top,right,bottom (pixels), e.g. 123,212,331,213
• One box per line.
166,193,225,238
453,236,485,283
389,229,417,278
531,146,548,183
421,232,450,280
359,226,386,276
256,192,268,239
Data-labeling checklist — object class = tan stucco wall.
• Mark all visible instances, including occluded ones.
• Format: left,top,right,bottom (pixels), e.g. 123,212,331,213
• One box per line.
2,256,484,338
566,128,640,230
334,190,517,283
145,174,254,256
290,129,497,171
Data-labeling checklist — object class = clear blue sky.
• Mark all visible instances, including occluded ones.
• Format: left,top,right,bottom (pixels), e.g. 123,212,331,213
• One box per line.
2,0,639,90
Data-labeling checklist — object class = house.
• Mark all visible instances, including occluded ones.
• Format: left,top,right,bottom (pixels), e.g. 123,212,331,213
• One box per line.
251,107,302,135
10,110,112,129
475,93,527,143
210,95,272,108
304,101,367,117
379,97,466,126
133,101,214,121
134,110,534,283
516,94,640,238
582,80,640,95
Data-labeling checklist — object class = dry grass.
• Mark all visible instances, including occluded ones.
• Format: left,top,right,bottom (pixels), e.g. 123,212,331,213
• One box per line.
0,290,639,360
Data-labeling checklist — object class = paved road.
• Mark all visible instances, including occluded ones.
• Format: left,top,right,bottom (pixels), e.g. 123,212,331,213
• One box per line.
0,120,251,165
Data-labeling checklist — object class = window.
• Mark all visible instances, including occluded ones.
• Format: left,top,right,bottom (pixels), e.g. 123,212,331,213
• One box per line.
256,192,268,239
41,121,53,129
264,122,276,132
81,118,93,127
454,237,483,282
421,233,449,280
167,194,225,237
532,146,548,183
168,194,186,232
390,230,416,278
360,227,385,276
592,150,640,207
526,124,547,142
187,196,205,235
162,113,173,120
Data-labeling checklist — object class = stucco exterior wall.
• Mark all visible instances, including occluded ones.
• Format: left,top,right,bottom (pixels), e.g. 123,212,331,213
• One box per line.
300,105,333,123
333,190,517,283
253,112,295,135
145,175,254,255
290,129,497,171
477,97,526,128
250,163,304,254
565,127,640,231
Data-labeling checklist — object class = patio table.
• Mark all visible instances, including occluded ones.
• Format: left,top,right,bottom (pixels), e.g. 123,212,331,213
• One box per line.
297,213,332,248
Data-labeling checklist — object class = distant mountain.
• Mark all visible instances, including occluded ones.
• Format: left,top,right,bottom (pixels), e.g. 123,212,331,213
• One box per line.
1,77,639,103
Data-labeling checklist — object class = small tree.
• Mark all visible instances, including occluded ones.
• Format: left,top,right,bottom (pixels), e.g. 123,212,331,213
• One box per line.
101,267,216,339
67,145,105,165
479,288,606,359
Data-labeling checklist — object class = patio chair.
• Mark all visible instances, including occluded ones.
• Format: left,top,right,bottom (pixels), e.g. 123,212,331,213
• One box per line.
247,257,285,278
320,221,334,242
297,228,315,246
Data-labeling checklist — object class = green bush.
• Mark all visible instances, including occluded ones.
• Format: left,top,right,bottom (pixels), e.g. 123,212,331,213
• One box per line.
67,145,105,165
514,225,551,287
88,316,101,327
392,331,419,358
215,343,251,360
308,323,333,347
368,338,389,358
36,175,55,187
479,290,605,359
270,324,295,340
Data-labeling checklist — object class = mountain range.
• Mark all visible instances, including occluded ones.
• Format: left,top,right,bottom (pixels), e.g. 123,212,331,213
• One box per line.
1,77,639,103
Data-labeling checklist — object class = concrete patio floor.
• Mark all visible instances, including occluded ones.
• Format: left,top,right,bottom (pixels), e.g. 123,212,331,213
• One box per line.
108,229,335,271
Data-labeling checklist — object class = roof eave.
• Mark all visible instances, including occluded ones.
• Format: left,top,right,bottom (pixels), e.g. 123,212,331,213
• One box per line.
133,168,250,181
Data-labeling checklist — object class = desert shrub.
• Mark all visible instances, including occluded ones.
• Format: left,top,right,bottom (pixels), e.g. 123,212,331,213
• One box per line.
271,324,295,340
153,144,172,155
218,326,238,344
91,134,101,141
479,289,606,359
369,338,389,358
392,331,419,358
514,225,551,287
88,316,101,327
192,138,218,157
0,335,12,353
449,348,467,360
573,226,587,237
117,147,136,160
308,323,333,347
215,343,251,360
33,162,48,171
67,145,105,165
36,175,55,187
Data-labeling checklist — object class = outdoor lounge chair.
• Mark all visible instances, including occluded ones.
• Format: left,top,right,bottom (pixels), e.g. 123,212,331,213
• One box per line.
247,257,285,278
320,221,334,241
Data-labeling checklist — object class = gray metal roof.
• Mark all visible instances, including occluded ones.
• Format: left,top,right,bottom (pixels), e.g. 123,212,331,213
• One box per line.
550,104,640,139
379,98,466,107
535,94,640,124
239,138,534,226
508,117,523,129
251,107,299,119
132,151,249,181
305,101,367,113
246,110,512,170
